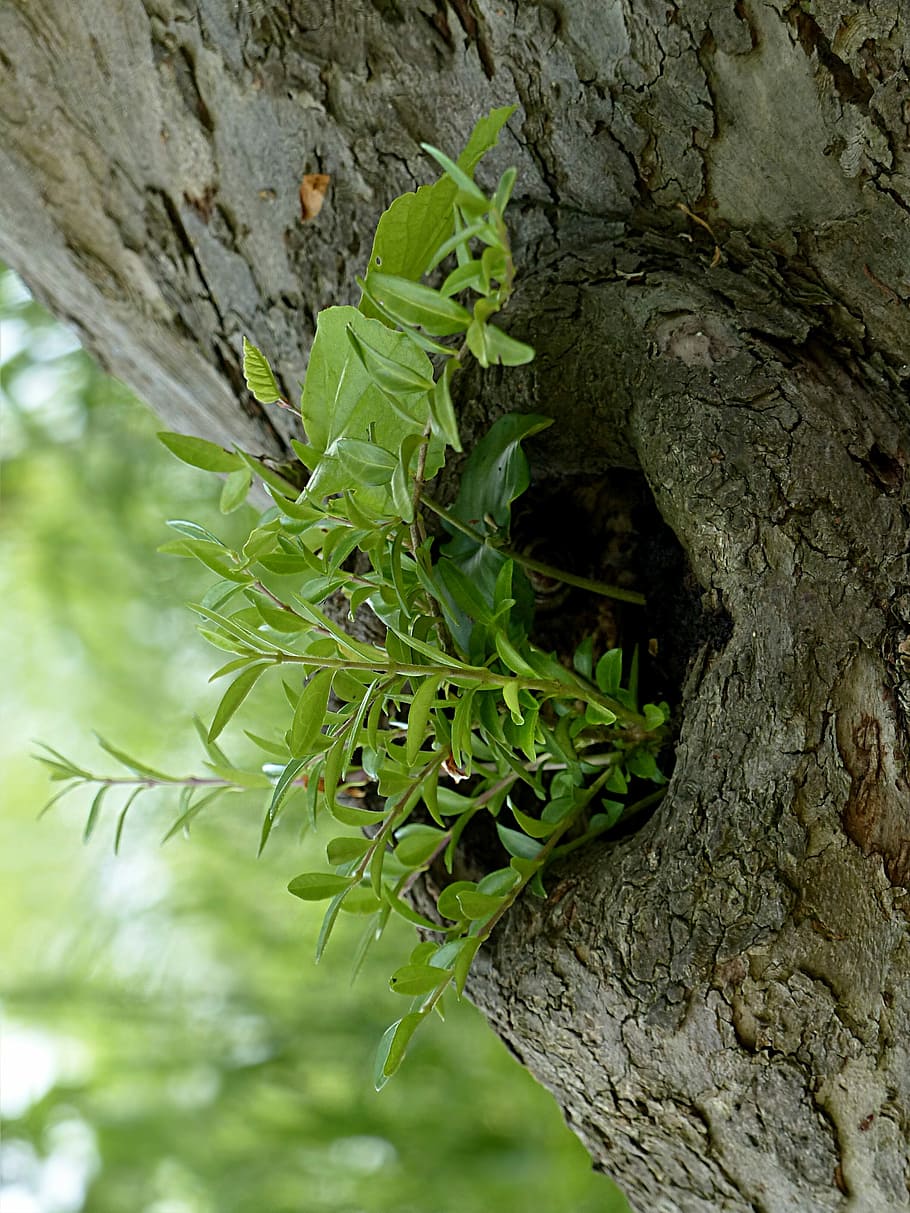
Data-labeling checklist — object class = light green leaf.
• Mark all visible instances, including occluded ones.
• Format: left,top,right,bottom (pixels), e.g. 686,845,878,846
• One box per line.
394,823,447,869
502,679,524,725
158,432,242,473
326,835,372,865
436,880,477,921
330,437,398,487
259,756,306,855
455,889,504,919
388,964,444,997
83,785,108,843
289,669,334,756
242,336,281,404
428,361,462,451
339,886,383,915
406,676,441,766
359,106,515,311
374,1012,423,1090
94,734,174,781
208,661,271,743
364,274,472,336
220,466,253,513
481,324,535,366
287,872,356,901
346,323,436,394
420,143,489,211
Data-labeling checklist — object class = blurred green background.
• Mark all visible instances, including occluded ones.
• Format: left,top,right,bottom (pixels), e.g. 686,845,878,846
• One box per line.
0,266,628,1213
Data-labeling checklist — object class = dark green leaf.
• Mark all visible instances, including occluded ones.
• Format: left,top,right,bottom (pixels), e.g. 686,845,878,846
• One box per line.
595,648,623,694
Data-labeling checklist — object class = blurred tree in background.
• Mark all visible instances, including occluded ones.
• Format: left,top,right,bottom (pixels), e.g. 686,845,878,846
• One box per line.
0,266,627,1213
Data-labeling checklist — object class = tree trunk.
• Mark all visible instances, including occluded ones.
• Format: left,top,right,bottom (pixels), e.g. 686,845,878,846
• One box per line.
3,3,908,1209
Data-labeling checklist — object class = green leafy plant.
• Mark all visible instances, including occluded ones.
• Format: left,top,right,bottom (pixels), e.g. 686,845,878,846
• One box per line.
37,108,668,1087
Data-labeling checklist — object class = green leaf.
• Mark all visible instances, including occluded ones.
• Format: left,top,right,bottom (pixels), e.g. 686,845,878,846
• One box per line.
436,880,477,921
329,437,398,487
453,936,481,996
289,669,334,756
389,964,444,997
455,889,504,919
339,886,383,914
220,466,253,513
360,106,514,311
315,889,348,962
346,323,436,394
326,835,372,865
496,823,544,860
502,679,524,725
573,635,594,680
242,337,281,404
363,273,472,336
443,412,552,552
428,361,462,451
420,143,489,212
83,785,108,843
394,823,447,868
158,432,242,473
208,661,270,743
406,676,441,765
113,787,144,855
259,756,306,855
160,788,227,844
287,872,356,901
595,648,623,695
509,804,560,839
234,449,300,500
585,703,617,727
473,323,535,367
494,631,537,678
374,1012,422,1090
93,735,174,781
643,701,668,731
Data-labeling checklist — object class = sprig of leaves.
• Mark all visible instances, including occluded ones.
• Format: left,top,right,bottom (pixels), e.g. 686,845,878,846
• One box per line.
38,113,669,1085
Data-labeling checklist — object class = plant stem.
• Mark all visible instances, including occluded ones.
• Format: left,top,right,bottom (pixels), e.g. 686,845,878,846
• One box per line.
420,493,646,606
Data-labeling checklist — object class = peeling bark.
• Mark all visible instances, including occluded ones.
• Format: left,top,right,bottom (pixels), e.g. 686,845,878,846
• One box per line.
2,3,909,1210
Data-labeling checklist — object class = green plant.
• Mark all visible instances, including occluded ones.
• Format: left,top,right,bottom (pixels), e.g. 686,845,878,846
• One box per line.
37,108,667,1087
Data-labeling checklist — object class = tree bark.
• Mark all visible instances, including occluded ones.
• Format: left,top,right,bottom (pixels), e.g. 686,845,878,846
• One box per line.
3,3,909,1210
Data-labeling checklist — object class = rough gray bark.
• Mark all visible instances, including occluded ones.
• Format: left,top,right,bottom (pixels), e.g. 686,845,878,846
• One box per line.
2,3,909,1210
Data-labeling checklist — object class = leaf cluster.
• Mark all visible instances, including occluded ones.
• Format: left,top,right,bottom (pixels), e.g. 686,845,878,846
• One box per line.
37,111,669,1086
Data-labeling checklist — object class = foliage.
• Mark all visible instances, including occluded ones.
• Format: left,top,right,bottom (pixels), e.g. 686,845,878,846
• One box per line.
36,111,668,1086
1,273,627,1210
